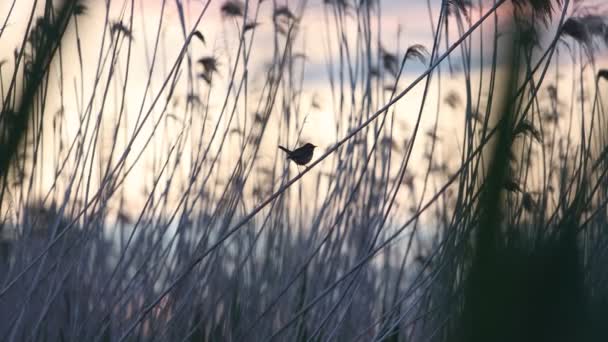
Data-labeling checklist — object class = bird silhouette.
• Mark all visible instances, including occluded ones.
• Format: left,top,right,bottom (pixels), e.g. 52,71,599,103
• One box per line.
278,143,316,165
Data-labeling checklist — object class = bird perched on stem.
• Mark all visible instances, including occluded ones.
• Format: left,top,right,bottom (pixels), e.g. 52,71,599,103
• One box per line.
279,143,316,165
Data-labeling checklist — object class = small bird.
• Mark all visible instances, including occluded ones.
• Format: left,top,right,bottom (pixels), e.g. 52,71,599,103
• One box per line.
279,143,316,165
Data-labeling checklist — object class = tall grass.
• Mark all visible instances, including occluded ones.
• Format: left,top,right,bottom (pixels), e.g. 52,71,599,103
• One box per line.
1,0,608,340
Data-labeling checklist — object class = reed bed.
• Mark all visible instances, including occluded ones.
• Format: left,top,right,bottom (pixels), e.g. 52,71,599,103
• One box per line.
1,0,608,341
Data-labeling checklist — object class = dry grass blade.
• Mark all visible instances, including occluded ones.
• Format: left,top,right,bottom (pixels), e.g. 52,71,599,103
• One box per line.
359,0,377,10
311,94,321,109
542,110,559,123
404,44,429,64
110,21,133,40
221,0,244,17
73,3,87,16
369,66,379,78
469,110,482,122
516,20,542,50
274,6,296,21
426,129,441,141
197,56,218,74
383,84,397,92
292,52,307,60
444,90,462,109
559,15,608,54
380,136,399,152
186,93,202,106
192,30,206,44
244,22,260,32
229,128,243,136
381,48,399,77
560,17,590,44
546,84,557,101
513,0,561,26
197,72,212,84
253,112,264,123
447,0,472,18
0,0,83,180
513,119,542,143
522,192,537,212
579,15,608,37
504,177,521,193
275,20,298,36
324,0,351,11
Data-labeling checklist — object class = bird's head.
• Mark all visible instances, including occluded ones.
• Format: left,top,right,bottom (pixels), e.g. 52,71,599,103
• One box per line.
304,143,316,150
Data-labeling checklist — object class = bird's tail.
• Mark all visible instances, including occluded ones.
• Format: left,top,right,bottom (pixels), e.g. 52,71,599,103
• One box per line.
278,145,291,154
